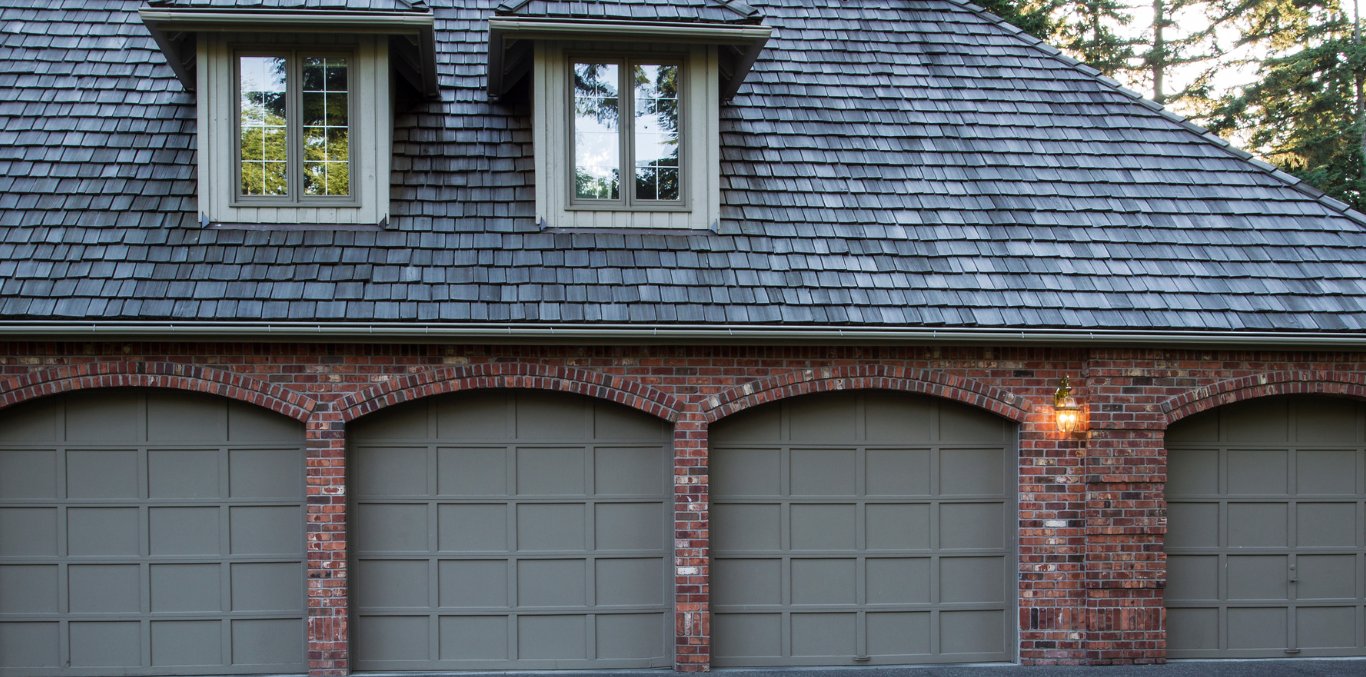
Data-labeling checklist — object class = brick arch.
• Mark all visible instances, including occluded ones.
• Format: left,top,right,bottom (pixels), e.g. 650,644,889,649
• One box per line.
1163,371,1366,425
0,361,317,422
702,365,1030,424
334,362,683,424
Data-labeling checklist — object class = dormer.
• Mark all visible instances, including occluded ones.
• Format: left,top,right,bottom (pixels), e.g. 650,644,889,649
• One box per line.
487,0,770,230
138,0,439,228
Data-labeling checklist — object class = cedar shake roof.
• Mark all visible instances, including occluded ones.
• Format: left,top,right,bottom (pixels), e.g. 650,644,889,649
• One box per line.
0,0,1363,332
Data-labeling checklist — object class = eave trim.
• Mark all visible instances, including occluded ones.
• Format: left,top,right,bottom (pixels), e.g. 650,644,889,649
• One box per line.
1,321,1364,349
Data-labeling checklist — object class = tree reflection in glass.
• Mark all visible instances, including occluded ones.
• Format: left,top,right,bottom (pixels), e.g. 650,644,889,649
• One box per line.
239,56,288,196
573,62,621,200
633,64,680,201
302,56,350,196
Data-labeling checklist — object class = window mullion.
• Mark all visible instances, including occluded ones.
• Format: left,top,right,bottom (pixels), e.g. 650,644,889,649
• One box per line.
621,59,633,209
288,51,301,204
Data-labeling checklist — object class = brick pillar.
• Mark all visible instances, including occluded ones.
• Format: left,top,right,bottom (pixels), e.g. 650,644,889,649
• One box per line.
1017,366,1089,664
306,405,349,676
674,413,710,670
1083,353,1168,664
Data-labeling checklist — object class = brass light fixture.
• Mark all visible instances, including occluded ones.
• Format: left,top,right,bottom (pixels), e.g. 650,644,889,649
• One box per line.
1054,375,1082,434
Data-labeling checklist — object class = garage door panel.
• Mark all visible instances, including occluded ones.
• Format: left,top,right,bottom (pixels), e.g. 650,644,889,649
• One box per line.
713,558,782,605
596,557,665,606
64,393,139,443
0,508,58,556
147,395,227,443
790,559,857,605
1165,396,1366,660
150,564,220,612
940,502,1004,550
0,450,58,499
231,618,303,665
1297,556,1358,600
150,620,221,667
1165,556,1218,602
712,392,1015,666
791,612,857,656
1297,449,1358,495
229,448,303,498
939,404,1009,443
1297,503,1357,547
866,611,931,656
866,557,930,604
866,503,930,550
350,390,671,670
940,610,1005,655
791,448,856,495
231,562,302,612
148,449,219,499
226,401,302,444
0,400,60,445
68,564,141,613
67,449,139,499
516,447,586,495
230,506,302,556
941,556,1006,604
0,565,59,613
1297,607,1358,649
712,447,781,496
439,503,506,552
150,506,219,556
439,447,507,495
1226,556,1289,601
1227,503,1287,548
1228,608,1287,649
68,508,140,557
69,621,141,667
438,560,506,607
865,448,931,495
1227,449,1289,494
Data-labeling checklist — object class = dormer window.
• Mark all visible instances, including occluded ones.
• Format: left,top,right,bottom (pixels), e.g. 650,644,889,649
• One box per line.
487,6,770,231
137,4,439,228
571,59,684,208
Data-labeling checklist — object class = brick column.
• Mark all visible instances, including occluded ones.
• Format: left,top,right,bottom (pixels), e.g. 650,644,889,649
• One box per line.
1083,353,1168,664
1017,365,1089,664
306,405,349,676
674,412,710,670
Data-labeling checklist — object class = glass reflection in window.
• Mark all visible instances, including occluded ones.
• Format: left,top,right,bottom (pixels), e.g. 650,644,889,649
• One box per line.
302,56,350,196
633,64,680,201
573,62,621,200
239,56,288,196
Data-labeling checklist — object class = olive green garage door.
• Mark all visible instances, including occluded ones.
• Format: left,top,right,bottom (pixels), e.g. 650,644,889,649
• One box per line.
349,390,673,670
0,389,308,677
710,391,1017,666
1166,396,1366,658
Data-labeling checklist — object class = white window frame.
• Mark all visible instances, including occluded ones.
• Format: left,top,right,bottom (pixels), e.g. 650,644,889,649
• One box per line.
534,41,721,230
197,33,391,226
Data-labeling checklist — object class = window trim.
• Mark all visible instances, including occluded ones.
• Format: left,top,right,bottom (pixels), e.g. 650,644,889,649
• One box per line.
565,53,690,213
230,46,360,209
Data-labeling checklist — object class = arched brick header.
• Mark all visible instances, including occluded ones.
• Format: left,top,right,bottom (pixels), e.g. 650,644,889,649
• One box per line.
334,362,683,424
1163,371,1366,424
702,365,1030,424
0,361,317,422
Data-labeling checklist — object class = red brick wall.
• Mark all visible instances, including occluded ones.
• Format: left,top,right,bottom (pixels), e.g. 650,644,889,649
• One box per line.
2,341,1364,675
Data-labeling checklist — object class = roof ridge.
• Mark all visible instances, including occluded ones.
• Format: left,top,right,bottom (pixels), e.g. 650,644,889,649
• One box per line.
942,0,1366,229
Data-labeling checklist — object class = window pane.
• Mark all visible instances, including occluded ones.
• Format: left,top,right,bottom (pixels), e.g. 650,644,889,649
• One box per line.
302,56,350,197
573,62,621,200
633,63,680,201
239,56,288,196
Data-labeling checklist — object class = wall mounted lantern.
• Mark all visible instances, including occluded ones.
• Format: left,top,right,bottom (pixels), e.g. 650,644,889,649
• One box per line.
1054,376,1083,434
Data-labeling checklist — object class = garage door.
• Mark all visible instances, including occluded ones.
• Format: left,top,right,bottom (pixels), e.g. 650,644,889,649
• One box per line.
710,391,1016,666
349,390,672,670
1166,395,1366,658
0,389,307,677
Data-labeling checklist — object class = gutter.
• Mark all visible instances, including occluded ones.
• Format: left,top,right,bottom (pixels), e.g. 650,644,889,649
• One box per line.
1,322,1363,349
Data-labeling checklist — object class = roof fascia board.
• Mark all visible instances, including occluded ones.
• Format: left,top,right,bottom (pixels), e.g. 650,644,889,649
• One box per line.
1,322,1363,349
138,7,439,97
486,17,770,98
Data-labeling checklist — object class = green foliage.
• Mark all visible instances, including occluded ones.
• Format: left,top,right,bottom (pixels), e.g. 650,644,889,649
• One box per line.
1209,6,1366,209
